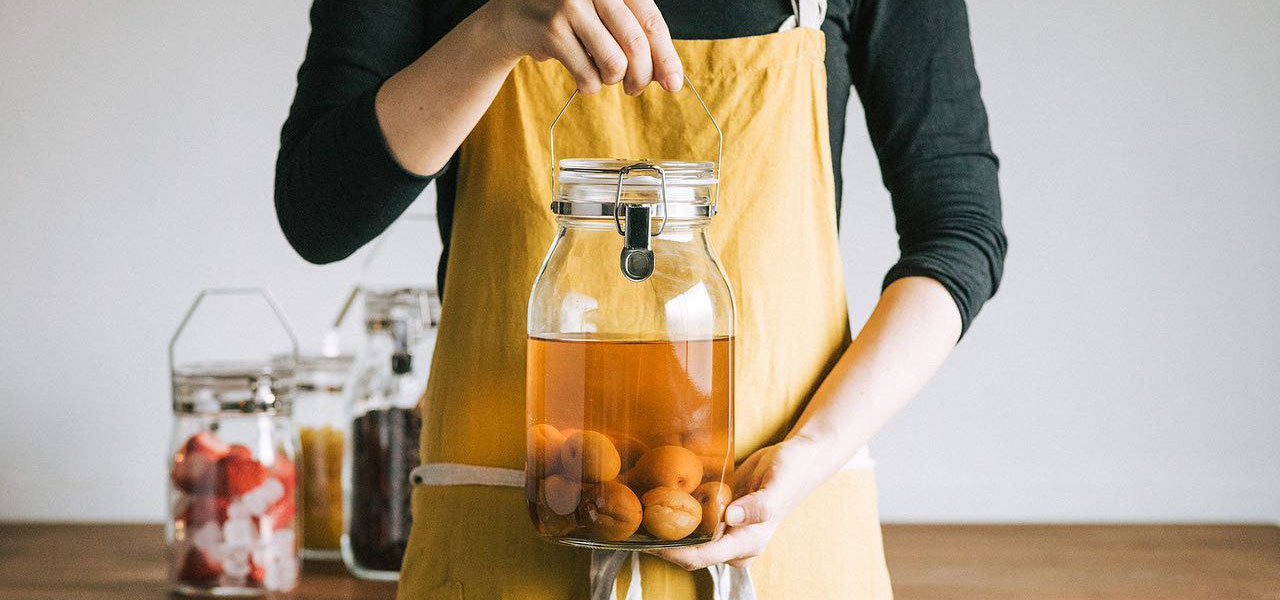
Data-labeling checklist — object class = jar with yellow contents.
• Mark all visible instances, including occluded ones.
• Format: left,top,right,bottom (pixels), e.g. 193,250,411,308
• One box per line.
286,354,353,560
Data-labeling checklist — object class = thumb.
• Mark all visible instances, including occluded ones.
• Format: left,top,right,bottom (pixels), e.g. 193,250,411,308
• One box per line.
724,489,776,527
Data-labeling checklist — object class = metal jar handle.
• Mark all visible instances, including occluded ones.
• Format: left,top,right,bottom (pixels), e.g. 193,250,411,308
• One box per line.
548,75,724,212
168,287,300,374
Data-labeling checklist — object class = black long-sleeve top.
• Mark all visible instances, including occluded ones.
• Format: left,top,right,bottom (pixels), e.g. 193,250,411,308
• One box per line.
276,0,1007,334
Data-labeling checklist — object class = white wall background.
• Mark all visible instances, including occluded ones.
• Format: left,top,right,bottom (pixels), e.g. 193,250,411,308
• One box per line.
1,1,1276,522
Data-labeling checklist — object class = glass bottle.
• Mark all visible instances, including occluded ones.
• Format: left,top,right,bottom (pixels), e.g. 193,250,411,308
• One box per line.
166,289,301,596
526,159,736,549
341,287,439,579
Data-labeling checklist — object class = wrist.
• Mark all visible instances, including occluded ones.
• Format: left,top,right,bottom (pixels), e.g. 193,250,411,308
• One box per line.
470,1,523,64
782,430,852,475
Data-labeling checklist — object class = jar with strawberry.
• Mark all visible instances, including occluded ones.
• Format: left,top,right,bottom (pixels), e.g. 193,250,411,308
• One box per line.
166,289,301,596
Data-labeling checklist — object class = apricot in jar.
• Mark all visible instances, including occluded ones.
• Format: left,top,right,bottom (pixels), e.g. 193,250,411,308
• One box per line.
541,474,582,516
629,445,703,493
579,481,642,541
640,487,702,541
527,424,566,476
605,431,650,470
560,430,621,483
691,481,732,536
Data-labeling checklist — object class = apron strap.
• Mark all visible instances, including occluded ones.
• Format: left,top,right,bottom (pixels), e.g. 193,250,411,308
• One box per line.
409,456,864,599
590,550,642,600
708,564,758,600
778,0,829,32
409,462,525,487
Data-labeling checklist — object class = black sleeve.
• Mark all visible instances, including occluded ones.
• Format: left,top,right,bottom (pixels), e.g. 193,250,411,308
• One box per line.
275,0,436,264
848,0,1008,336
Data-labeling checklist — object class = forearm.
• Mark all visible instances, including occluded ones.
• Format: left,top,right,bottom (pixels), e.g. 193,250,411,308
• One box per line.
375,3,521,176
784,276,961,474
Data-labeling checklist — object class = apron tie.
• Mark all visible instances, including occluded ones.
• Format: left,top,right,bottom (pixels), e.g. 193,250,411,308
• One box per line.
589,550,642,600
408,453,872,599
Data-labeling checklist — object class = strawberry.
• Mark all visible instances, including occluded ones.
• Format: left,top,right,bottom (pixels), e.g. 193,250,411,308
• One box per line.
263,495,295,531
176,494,229,527
220,444,267,497
171,431,230,494
176,547,222,584
246,555,266,587
268,452,297,501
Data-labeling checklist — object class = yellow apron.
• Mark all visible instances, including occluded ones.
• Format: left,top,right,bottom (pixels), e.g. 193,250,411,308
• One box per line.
398,8,893,600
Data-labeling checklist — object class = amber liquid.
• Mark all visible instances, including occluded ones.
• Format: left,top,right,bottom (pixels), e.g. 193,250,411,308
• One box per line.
526,335,733,548
298,426,344,554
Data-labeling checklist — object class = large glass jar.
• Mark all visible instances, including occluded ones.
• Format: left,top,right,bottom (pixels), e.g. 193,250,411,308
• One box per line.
526,159,736,549
341,287,439,580
166,290,300,596
286,354,353,560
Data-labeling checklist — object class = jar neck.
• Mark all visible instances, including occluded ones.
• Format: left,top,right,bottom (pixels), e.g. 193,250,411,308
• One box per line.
556,216,711,234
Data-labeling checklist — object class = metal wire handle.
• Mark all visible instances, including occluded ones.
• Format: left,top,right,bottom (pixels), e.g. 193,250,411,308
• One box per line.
168,287,300,374
549,74,723,211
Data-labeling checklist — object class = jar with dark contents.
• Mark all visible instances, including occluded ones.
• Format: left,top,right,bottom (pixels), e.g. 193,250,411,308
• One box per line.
341,287,438,580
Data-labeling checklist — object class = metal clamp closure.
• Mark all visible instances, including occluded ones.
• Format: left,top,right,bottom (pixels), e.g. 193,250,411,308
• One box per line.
613,163,667,281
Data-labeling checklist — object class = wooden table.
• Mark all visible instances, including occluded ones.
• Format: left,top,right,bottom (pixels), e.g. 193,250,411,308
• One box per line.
1,523,1276,599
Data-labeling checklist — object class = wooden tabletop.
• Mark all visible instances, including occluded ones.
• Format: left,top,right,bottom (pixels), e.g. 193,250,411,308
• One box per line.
1,523,1276,599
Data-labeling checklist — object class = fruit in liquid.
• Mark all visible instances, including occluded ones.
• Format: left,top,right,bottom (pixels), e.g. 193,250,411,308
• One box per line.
526,335,733,546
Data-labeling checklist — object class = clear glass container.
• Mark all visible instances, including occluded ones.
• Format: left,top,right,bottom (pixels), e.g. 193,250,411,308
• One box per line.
341,287,439,580
286,354,353,560
526,159,735,549
166,290,300,596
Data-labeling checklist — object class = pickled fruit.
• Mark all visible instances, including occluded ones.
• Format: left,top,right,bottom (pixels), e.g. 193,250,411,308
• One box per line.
580,481,642,542
640,487,702,541
526,424,733,547
560,430,622,483
606,432,649,470
691,482,732,536
542,474,583,515
528,424,567,475
169,429,298,593
171,432,229,494
629,446,703,494
526,335,732,548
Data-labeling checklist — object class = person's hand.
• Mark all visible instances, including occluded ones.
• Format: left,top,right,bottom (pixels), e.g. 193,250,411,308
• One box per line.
482,0,683,94
647,437,832,570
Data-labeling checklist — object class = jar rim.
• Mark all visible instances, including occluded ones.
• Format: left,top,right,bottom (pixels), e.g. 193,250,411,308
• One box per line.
172,360,293,414
558,158,716,184
555,158,717,218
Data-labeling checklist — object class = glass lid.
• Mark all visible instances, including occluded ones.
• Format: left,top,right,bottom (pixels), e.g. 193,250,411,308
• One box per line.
554,159,718,217
172,360,293,414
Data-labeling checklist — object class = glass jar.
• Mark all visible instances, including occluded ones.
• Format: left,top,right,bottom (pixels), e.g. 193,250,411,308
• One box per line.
286,354,353,560
341,287,439,580
166,290,300,596
526,159,735,549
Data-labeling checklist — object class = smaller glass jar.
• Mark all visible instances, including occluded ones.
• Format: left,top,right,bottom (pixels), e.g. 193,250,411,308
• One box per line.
342,287,439,580
286,354,353,560
166,289,301,597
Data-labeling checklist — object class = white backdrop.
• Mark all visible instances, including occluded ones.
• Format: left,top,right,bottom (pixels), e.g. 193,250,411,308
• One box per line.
1,1,1276,522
